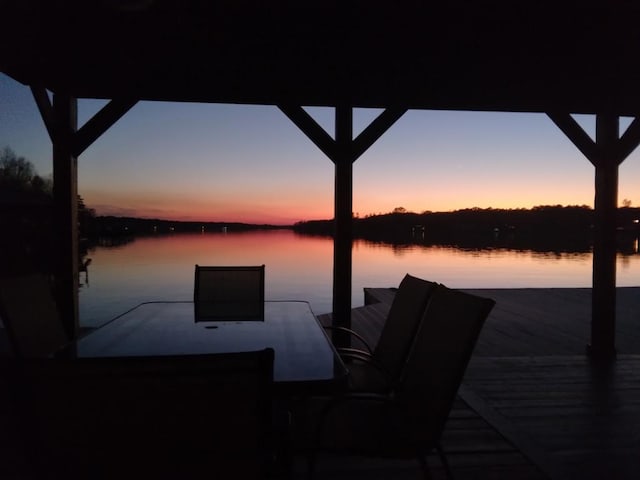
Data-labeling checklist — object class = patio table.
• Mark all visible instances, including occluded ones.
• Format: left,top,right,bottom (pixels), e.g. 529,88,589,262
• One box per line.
64,301,348,393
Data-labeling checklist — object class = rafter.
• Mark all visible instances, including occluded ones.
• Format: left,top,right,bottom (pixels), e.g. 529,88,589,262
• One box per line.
547,112,599,165
616,117,640,164
74,99,138,157
352,107,407,161
278,105,336,160
31,88,137,158
31,86,56,143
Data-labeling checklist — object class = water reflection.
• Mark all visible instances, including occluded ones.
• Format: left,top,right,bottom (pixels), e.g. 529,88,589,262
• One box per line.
362,232,595,256
78,230,640,329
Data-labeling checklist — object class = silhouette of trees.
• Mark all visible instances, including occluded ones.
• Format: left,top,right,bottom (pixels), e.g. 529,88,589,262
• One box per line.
0,146,51,194
1,146,33,187
293,204,640,252
1,146,95,274
1,145,93,225
1,147,53,274
77,194,96,232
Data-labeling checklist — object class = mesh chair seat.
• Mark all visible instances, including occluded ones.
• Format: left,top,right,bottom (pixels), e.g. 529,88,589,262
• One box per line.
310,285,495,479
194,265,265,321
335,274,438,392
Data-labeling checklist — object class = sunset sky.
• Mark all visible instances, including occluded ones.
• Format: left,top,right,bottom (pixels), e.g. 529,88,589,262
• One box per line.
2,72,639,225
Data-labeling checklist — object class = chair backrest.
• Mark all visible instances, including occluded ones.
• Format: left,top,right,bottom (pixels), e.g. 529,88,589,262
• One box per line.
0,273,69,358
194,264,265,321
398,285,495,447
372,274,438,379
7,348,275,479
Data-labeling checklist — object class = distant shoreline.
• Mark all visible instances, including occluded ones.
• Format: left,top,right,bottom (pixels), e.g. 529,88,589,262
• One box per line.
80,206,640,256
83,215,291,237
90,205,640,233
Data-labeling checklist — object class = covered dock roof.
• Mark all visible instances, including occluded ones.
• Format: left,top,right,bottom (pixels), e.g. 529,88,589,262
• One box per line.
3,0,640,114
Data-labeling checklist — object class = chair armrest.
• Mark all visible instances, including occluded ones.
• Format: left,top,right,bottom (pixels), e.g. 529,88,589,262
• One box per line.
338,348,394,387
335,346,373,360
323,326,373,354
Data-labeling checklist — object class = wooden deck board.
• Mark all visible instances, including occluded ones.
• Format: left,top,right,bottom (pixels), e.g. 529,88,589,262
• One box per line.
315,287,640,479
462,355,640,480
292,398,547,479
361,286,640,356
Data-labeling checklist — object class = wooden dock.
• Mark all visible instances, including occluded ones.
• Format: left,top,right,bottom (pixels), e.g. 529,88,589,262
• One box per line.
2,287,638,479
348,286,640,357
461,354,640,480
314,287,640,480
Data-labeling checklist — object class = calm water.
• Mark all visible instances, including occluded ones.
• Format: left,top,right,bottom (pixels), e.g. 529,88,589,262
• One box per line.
79,230,640,328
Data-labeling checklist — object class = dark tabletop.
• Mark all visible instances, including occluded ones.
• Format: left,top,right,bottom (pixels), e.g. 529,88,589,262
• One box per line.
72,301,348,391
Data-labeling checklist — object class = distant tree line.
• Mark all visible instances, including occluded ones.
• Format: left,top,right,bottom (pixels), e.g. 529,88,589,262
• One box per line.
0,146,52,194
293,205,640,252
1,147,95,274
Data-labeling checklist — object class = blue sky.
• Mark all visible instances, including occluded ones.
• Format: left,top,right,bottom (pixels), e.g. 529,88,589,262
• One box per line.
1,72,639,224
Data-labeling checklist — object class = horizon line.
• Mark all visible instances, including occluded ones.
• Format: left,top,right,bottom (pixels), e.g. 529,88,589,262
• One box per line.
90,203,640,228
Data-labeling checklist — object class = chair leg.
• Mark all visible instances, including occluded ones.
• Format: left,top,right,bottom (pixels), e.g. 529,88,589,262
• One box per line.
417,455,434,480
306,450,316,480
436,443,454,480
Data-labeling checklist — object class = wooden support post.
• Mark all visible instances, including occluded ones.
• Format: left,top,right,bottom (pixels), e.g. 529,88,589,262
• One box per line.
332,106,354,346
52,93,79,339
590,114,619,359
31,89,137,339
548,112,640,361
279,104,406,347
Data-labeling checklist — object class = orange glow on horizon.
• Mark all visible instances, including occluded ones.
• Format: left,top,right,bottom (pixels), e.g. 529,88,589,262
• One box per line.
89,196,600,225
90,204,332,225
85,191,334,225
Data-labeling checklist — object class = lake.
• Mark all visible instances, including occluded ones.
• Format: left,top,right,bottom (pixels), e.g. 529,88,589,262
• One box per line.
79,229,640,328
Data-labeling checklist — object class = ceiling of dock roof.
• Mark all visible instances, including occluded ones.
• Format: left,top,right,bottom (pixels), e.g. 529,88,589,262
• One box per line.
2,0,640,115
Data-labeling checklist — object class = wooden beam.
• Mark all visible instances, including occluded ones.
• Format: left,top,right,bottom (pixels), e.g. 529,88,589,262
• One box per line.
546,112,640,361
281,104,405,346
332,106,354,347
589,113,619,360
30,86,56,143
30,90,135,340
52,93,80,340
352,106,407,161
616,117,640,163
547,112,599,165
278,105,336,160
74,98,138,157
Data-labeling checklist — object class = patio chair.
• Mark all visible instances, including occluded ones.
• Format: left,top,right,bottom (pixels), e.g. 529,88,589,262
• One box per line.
194,264,265,321
308,285,495,479
0,273,69,358
327,274,438,392
5,348,275,480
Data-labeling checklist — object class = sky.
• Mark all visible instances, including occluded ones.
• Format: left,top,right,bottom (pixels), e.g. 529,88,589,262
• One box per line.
1,72,639,225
